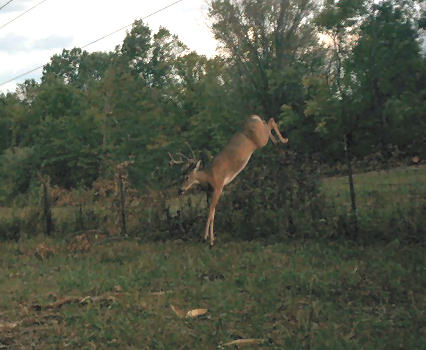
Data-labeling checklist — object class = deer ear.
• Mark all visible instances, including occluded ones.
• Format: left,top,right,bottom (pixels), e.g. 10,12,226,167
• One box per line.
194,160,201,171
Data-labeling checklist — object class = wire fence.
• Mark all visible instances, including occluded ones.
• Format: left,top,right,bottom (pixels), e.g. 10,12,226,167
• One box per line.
1,161,425,244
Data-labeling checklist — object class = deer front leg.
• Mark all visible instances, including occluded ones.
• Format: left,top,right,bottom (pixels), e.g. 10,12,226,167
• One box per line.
268,118,288,144
209,207,216,246
204,188,222,246
204,215,211,241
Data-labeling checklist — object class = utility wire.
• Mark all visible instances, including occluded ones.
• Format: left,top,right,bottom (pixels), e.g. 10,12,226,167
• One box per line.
0,0,186,87
0,0,15,12
81,0,185,49
0,0,48,31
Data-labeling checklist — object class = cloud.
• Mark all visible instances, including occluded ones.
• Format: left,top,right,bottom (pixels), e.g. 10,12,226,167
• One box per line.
0,34,28,52
0,0,37,14
0,34,73,53
31,35,73,50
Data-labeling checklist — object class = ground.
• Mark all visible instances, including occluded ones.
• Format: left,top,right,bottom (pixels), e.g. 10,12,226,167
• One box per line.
0,237,425,349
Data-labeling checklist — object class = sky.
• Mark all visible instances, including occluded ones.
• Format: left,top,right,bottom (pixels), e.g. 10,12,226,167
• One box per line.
0,0,218,93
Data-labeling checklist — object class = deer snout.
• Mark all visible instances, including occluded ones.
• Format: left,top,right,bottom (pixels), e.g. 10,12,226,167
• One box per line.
178,188,184,196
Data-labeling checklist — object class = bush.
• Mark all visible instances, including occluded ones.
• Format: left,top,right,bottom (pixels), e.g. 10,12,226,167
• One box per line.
212,150,331,242
0,147,37,203
0,206,40,241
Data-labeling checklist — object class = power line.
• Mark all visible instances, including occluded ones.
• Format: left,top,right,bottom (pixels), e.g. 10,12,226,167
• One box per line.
0,0,15,12
0,0,186,88
82,0,186,49
1,65,44,87
0,0,48,31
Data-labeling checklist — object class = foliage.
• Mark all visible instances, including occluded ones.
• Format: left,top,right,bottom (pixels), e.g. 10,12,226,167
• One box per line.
311,0,425,159
0,147,37,201
209,0,322,119
350,1,426,157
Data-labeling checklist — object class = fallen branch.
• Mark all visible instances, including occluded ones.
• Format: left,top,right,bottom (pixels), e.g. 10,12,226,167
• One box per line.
222,338,267,347
32,294,118,311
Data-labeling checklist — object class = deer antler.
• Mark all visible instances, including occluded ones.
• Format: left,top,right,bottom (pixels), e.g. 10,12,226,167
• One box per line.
168,152,197,170
184,142,197,161
168,152,184,166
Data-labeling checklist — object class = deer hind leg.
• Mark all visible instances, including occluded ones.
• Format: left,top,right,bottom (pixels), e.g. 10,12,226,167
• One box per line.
269,129,278,144
268,118,288,144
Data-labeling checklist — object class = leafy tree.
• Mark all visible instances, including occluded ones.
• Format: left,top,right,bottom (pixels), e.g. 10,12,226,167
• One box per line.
311,0,368,236
208,0,328,160
120,20,187,89
0,93,22,150
32,75,87,120
25,77,100,188
0,147,36,201
34,113,102,188
174,53,238,153
350,1,426,157
43,48,114,88
209,0,320,117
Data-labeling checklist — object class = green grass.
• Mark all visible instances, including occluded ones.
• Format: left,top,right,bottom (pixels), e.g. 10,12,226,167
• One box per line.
321,165,426,210
1,237,425,349
320,165,426,240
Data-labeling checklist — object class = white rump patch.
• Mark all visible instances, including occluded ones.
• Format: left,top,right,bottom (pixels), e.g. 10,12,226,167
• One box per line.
250,115,263,122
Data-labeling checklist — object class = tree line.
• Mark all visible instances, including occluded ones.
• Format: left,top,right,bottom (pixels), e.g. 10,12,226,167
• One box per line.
0,0,424,204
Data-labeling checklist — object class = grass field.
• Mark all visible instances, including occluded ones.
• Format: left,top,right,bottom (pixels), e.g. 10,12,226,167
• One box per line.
321,165,426,209
1,166,425,349
1,237,425,349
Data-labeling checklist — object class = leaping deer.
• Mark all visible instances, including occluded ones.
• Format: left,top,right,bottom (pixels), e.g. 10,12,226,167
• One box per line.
176,115,288,246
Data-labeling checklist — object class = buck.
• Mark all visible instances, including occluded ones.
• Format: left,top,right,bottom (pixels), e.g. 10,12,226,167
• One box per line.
174,115,288,246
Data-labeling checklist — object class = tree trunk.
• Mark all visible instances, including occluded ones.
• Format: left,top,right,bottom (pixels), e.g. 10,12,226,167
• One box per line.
344,133,359,238
100,96,111,177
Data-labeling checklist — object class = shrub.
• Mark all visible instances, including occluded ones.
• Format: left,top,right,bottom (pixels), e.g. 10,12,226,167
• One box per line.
0,147,36,203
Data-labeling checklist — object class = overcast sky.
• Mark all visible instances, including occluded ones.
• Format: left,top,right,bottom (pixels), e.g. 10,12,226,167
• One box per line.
0,0,217,93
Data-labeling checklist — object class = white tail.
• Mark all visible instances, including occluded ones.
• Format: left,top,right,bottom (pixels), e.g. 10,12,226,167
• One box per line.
179,115,288,246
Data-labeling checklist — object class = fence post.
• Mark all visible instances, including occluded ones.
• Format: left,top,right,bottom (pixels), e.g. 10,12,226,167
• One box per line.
115,162,134,236
118,167,127,236
40,175,53,236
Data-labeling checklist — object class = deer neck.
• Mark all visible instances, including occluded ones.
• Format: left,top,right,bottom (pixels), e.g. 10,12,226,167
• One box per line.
195,170,211,187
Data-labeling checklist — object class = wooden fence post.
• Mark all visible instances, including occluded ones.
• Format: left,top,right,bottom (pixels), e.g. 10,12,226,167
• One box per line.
40,175,53,236
117,166,127,236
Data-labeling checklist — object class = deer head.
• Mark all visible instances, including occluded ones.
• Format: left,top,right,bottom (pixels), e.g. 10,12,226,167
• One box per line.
178,160,201,195
168,150,201,195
